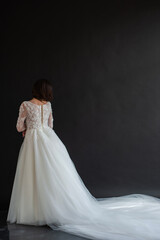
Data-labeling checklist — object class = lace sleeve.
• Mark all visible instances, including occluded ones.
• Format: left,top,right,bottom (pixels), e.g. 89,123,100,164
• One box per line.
16,102,27,132
48,103,54,129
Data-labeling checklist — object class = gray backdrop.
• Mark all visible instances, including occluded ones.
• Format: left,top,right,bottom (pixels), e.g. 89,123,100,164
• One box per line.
2,1,160,210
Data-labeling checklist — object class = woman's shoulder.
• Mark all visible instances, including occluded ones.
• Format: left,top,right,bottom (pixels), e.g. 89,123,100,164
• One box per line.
18,101,26,107
20,101,28,107
19,100,51,108
23,100,51,106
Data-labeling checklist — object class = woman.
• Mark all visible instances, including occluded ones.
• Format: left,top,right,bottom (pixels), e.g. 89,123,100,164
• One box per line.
7,79,160,240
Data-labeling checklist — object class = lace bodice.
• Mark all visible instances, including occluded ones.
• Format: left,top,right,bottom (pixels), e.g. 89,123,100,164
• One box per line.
16,101,54,132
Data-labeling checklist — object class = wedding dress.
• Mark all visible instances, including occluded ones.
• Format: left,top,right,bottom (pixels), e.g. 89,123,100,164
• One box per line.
7,100,160,240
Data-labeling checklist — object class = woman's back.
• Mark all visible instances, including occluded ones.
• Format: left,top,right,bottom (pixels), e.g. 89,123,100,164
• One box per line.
16,100,53,132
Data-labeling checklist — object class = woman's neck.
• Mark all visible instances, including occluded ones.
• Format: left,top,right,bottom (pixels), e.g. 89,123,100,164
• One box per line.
31,98,47,104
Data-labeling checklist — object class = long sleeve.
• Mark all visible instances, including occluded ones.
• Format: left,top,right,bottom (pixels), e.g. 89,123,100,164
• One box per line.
48,104,54,129
16,102,27,132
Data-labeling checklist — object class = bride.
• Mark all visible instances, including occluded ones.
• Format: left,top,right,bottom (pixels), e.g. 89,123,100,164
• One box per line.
7,79,160,240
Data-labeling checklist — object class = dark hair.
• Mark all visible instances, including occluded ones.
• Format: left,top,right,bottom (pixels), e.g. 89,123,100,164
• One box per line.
32,79,53,102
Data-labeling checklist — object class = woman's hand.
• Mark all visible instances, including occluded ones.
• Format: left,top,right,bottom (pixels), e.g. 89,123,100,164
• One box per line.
22,130,26,137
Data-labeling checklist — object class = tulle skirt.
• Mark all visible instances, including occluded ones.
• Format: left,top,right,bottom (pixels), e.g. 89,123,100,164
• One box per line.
7,126,160,240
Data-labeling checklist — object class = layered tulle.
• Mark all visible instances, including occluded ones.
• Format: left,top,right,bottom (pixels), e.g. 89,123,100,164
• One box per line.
7,126,160,240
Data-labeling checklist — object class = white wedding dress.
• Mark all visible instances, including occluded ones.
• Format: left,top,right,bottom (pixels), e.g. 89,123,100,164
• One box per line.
7,100,160,240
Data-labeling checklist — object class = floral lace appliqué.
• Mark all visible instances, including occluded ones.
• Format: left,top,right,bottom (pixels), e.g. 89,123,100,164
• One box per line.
16,101,54,132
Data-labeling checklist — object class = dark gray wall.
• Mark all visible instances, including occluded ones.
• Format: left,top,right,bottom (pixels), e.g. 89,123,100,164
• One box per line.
2,1,160,210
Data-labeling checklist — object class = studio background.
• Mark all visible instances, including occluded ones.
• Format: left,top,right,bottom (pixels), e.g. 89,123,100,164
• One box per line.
2,1,160,211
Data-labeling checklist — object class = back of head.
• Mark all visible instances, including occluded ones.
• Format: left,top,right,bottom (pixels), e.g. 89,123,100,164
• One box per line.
32,79,53,102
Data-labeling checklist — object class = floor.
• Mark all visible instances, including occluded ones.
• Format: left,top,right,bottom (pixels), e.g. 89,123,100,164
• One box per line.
2,189,160,240
0,211,86,240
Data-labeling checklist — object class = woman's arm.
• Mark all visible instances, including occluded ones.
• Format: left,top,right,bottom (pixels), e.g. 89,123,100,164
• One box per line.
16,102,27,132
48,105,54,129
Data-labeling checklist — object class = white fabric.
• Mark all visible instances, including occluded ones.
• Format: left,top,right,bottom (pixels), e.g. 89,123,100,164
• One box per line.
7,100,160,240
